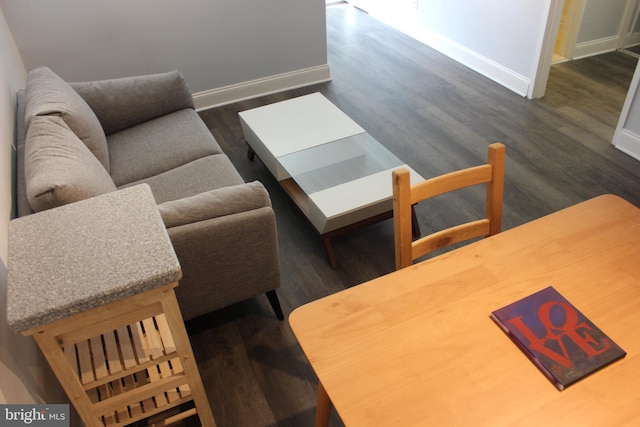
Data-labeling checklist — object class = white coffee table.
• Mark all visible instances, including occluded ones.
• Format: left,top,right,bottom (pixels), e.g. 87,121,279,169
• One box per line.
239,93,423,268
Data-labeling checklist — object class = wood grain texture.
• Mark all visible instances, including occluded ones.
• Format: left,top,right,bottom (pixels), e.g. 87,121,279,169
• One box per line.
186,4,640,426
290,195,640,426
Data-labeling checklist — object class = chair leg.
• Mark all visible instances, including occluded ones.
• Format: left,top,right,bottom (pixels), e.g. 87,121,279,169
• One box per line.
266,290,285,320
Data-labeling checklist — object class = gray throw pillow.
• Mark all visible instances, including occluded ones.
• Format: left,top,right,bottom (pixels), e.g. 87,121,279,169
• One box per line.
25,66,110,172
25,115,116,212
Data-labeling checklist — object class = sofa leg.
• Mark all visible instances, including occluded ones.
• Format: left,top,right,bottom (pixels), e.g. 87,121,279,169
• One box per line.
266,290,285,320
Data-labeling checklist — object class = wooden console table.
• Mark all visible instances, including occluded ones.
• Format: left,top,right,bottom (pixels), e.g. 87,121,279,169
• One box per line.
7,185,216,427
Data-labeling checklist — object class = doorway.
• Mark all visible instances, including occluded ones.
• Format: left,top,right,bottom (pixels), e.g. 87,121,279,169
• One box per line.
533,0,640,98
552,0,581,64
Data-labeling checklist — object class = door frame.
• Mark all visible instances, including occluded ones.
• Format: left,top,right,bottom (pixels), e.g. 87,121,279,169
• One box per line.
529,0,566,99
532,0,640,99
530,0,586,98
618,0,640,48
555,0,584,59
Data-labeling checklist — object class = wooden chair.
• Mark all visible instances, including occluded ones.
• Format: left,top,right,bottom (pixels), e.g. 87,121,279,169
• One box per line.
393,142,506,270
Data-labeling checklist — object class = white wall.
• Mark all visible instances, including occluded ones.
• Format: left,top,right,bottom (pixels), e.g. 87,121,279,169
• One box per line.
0,0,330,109
366,0,553,98
361,0,640,100
415,1,546,79
577,0,627,42
573,0,630,58
629,1,640,34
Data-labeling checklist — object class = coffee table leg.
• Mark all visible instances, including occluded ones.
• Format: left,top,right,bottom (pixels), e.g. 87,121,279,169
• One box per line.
246,143,255,161
323,235,338,269
315,381,332,427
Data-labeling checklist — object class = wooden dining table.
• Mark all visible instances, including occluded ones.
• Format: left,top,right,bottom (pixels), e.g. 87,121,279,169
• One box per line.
289,194,640,427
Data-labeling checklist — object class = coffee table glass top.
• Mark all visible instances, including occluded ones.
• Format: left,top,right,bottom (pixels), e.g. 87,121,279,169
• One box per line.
278,132,403,194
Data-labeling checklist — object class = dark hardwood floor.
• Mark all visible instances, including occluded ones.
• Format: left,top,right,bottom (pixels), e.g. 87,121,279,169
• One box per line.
187,4,640,426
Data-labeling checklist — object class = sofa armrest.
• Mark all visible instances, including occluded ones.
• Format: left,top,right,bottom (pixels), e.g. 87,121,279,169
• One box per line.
70,70,194,135
157,181,271,228
158,181,281,321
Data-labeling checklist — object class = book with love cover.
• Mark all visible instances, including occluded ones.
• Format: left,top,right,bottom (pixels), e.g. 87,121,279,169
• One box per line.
491,286,626,391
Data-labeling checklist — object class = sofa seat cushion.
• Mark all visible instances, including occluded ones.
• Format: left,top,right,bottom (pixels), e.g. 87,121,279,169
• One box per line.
108,109,222,186
118,154,245,204
25,66,110,172
25,115,116,212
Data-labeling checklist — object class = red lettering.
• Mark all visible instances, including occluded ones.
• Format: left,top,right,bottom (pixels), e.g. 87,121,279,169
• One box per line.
539,301,612,357
506,301,612,369
507,315,572,368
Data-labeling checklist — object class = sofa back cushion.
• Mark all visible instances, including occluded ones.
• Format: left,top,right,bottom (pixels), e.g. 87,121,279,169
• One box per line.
71,70,195,135
107,109,221,186
25,66,110,172
25,115,116,212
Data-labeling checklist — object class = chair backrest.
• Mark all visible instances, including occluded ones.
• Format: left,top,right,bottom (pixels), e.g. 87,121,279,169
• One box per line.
393,142,506,270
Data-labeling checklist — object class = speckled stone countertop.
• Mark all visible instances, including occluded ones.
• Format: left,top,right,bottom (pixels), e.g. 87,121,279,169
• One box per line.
7,184,182,333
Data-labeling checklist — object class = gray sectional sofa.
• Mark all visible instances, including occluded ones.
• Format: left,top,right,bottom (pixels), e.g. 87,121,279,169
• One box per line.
14,66,283,321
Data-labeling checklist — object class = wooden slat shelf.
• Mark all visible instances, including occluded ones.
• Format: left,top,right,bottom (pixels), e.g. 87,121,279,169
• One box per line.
26,285,216,427
10,187,215,427
60,310,199,426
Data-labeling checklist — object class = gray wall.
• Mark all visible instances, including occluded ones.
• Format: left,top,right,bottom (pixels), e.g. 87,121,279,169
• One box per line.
0,0,328,106
572,0,640,58
577,0,627,43
0,0,327,406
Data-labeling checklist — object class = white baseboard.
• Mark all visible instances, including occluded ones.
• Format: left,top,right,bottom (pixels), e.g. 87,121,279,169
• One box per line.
622,32,640,48
572,36,618,60
193,65,331,111
371,13,530,97
613,129,640,161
